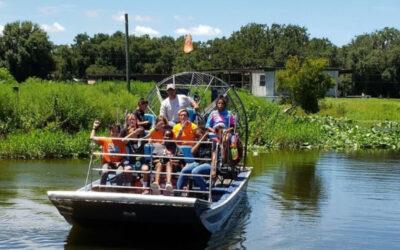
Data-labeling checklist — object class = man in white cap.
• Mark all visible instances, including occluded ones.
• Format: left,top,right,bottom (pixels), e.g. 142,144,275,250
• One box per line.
160,83,199,125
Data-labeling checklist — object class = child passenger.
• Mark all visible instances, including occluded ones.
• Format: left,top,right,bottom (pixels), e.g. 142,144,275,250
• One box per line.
90,120,127,186
206,95,235,133
120,113,149,190
134,98,152,130
150,129,184,195
146,115,170,144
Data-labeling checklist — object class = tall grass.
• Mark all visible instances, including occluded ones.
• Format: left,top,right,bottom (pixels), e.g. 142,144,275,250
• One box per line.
1,80,399,158
0,79,153,158
0,79,153,133
238,92,322,149
319,98,400,125
0,129,91,158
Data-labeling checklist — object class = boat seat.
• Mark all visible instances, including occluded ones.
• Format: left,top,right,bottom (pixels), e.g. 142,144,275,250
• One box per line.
144,143,156,161
144,113,156,129
179,145,194,163
187,108,196,122
126,145,131,162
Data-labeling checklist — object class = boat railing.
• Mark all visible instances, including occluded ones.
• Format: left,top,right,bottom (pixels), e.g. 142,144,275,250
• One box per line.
87,136,216,201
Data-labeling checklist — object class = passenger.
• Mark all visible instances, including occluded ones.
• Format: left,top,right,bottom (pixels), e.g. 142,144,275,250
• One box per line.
146,115,170,144
177,127,216,197
90,121,127,186
134,98,152,130
120,113,149,190
121,113,145,156
205,95,235,133
141,115,170,193
173,109,198,145
160,83,199,125
150,128,184,195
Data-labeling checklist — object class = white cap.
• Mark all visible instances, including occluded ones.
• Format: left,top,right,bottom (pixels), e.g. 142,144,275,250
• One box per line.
213,122,226,129
166,83,176,90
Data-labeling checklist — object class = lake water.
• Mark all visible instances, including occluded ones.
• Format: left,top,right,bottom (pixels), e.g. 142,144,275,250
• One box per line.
0,151,399,249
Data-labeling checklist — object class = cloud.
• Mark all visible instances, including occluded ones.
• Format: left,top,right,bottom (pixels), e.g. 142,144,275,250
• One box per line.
174,25,221,36
0,25,4,34
41,22,65,33
112,11,126,22
85,10,100,18
134,15,153,22
0,2,5,7
134,26,160,37
173,15,193,22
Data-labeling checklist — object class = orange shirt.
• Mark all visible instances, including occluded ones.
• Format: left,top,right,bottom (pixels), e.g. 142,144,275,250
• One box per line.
96,138,126,164
173,122,198,145
149,128,177,144
148,128,164,144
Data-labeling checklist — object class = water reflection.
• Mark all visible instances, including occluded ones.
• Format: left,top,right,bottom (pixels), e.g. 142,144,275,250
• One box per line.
1,152,399,249
0,160,19,206
66,224,210,249
207,196,251,249
65,197,251,249
250,151,325,216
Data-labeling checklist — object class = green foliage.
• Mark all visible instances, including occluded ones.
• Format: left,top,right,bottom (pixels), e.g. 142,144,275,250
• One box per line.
0,79,144,133
0,129,91,158
319,98,400,126
238,92,322,149
1,81,400,158
86,64,119,75
316,116,400,150
275,56,335,113
340,27,400,97
0,21,54,82
0,67,17,84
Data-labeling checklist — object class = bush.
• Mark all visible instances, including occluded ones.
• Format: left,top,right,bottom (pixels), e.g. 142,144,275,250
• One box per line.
0,68,17,85
275,56,335,113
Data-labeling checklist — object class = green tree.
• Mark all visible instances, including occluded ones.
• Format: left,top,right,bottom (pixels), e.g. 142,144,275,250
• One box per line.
0,21,54,82
276,56,335,113
52,45,77,80
340,27,400,97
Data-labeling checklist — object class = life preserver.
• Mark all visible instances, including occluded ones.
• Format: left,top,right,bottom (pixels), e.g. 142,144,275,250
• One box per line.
232,138,243,165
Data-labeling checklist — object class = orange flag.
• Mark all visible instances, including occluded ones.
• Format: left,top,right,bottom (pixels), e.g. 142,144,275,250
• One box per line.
184,34,194,54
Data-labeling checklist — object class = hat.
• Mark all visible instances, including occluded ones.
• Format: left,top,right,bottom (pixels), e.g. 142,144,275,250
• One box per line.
166,83,176,90
213,122,226,129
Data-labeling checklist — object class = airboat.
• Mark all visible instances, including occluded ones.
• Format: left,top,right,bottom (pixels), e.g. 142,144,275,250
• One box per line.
47,72,252,233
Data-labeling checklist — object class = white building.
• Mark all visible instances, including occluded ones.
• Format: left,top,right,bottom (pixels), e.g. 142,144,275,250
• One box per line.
251,68,339,101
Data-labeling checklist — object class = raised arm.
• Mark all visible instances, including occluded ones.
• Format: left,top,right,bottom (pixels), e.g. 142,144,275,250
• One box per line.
90,120,100,141
191,100,199,111
175,121,188,141
122,127,144,144
191,132,208,154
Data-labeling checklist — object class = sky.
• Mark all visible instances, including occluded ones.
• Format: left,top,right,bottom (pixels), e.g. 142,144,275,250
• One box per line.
0,0,399,47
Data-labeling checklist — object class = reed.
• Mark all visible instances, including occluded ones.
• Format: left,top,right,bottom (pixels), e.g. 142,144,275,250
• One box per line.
0,80,399,158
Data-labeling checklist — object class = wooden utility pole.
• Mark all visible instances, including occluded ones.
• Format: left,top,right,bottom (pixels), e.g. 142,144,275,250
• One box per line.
125,13,130,92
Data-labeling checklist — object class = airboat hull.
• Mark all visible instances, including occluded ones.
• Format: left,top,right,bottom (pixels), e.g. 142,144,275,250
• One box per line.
47,168,251,233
